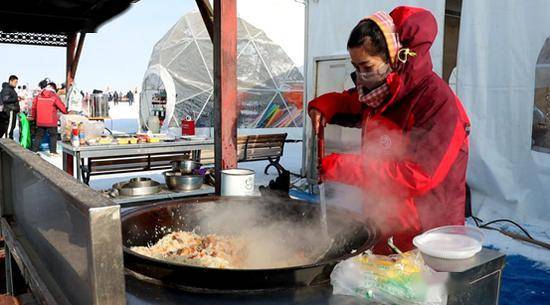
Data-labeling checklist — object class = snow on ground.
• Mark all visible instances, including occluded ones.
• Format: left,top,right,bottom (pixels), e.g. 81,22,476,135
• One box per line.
467,218,550,271
465,189,550,271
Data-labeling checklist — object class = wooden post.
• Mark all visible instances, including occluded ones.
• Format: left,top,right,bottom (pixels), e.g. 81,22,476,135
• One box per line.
66,32,86,107
195,0,214,42
213,0,238,195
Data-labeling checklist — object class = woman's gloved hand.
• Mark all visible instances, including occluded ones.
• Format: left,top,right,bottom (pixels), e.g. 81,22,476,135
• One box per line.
320,153,340,181
308,108,326,136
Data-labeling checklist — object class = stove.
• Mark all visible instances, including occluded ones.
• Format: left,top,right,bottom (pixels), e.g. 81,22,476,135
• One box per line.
123,248,505,305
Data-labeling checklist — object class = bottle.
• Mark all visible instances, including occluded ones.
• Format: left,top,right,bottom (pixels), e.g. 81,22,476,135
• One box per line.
78,123,86,145
71,124,80,148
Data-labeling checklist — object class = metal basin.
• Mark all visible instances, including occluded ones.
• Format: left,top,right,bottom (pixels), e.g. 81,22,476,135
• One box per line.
163,171,204,191
113,178,161,196
121,197,379,292
171,160,202,174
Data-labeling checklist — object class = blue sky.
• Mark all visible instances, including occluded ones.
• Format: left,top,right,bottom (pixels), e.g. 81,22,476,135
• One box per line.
0,0,195,92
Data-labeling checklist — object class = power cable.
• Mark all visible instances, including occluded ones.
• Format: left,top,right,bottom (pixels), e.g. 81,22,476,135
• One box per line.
470,214,550,250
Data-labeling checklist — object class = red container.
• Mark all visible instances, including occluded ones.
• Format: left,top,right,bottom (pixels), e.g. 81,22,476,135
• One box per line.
72,126,79,136
181,116,195,136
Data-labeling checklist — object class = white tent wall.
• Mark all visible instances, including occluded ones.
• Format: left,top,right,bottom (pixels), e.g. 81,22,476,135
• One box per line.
456,0,550,223
302,0,445,175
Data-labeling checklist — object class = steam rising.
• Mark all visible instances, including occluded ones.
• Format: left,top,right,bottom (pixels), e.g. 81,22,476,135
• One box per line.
192,201,335,269
323,121,432,246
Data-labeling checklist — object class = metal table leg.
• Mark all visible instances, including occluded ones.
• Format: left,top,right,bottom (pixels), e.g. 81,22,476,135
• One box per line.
5,244,14,295
192,150,201,162
76,151,82,182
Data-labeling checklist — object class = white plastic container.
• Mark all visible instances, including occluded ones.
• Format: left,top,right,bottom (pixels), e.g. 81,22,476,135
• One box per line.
71,134,80,148
221,169,255,196
413,225,484,260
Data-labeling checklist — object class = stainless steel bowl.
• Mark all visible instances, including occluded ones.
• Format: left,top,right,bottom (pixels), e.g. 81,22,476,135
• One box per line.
171,160,202,174
163,171,204,191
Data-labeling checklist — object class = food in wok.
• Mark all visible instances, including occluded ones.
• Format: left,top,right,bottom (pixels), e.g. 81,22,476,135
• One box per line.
131,229,314,269
132,231,242,268
122,198,380,291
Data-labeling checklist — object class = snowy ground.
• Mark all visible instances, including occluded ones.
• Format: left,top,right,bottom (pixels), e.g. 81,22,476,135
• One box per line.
32,101,549,304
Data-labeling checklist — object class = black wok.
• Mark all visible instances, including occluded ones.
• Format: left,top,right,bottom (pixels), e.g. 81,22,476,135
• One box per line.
121,196,379,293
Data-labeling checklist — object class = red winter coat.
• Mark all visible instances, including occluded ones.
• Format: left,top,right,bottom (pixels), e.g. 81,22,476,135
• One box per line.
308,6,470,254
31,89,68,127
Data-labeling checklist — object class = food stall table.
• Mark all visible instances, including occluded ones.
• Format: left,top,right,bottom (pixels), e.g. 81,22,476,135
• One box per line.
60,139,214,183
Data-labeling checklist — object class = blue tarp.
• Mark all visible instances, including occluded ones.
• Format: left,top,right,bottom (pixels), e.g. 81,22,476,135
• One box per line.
500,255,550,305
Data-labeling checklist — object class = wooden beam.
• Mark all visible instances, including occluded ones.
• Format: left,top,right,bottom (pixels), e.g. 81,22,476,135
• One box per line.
195,0,214,42
71,33,86,79
65,33,77,103
65,32,85,106
213,0,238,195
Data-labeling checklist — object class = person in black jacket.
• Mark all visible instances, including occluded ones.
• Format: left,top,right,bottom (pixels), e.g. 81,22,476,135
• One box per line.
0,75,21,139
127,90,134,106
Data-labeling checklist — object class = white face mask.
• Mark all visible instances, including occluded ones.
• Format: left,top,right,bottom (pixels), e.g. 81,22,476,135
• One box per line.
356,63,391,91
355,63,392,108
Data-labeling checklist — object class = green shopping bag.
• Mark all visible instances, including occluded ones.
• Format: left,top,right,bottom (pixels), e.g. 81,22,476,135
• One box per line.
19,113,31,149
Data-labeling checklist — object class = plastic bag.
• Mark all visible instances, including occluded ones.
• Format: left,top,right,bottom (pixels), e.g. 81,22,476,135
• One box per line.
59,114,105,142
331,250,447,305
60,114,86,142
19,113,31,149
83,121,105,140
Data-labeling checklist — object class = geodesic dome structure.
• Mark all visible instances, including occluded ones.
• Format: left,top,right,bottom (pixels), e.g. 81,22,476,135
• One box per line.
140,11,304,130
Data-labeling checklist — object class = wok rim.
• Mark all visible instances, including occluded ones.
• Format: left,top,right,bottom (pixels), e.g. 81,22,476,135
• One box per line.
121,196,379,272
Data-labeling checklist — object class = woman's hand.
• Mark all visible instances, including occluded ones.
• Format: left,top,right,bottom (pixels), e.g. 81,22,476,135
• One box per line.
308,108,326,135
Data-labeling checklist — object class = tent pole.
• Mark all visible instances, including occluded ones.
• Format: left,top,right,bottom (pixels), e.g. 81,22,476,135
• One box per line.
213,0,238,195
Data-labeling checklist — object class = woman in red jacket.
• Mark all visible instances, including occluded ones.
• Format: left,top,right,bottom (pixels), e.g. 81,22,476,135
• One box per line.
308,7,470,254
30,82,68,155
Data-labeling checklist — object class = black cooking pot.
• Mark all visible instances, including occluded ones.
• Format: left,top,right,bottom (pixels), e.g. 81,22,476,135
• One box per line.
121,196,379,293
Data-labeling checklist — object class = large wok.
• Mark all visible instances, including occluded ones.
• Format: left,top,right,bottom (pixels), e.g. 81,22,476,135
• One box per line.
121,196,379,293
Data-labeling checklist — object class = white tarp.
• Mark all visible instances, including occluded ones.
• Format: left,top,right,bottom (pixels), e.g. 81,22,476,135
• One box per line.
456,0,550,223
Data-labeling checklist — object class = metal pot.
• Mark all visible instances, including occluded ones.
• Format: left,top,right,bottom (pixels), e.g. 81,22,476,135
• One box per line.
163,171,204,191
171,160,202,174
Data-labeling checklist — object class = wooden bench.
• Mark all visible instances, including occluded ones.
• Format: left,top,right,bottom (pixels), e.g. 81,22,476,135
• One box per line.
80,133,289,184
198,133,288,175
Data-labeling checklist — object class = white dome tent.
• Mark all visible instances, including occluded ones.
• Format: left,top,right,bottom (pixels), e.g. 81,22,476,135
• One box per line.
140,11,304,131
